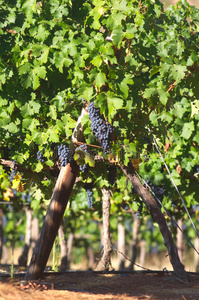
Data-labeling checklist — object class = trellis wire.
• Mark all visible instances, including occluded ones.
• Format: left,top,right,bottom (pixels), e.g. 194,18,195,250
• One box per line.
137,171,199,255
141,119,199,253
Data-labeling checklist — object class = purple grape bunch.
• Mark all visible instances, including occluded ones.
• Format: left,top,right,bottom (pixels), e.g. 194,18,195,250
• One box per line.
84,183,93,208
37,151,46,163
57,144,73,167
87,102,114,154
75,144,88,173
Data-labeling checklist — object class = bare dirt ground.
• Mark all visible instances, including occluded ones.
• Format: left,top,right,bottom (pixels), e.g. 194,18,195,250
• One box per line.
1,270,199,300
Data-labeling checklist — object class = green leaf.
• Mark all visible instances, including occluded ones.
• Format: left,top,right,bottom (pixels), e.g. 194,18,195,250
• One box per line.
173,101,188,119
4,122,18,133
95,71,106,88
107,94,123,118
22,117,32,129
47,128,59,143
143,87,156,99
181,158,195,172
21,100,41,117
34,65,46,79
150,66,160,78
91,55,103,68
149,111,159,126
181,121,195,139
82,86,94,101
158,88,168,105
47,105,57,120
170,65,187,82
34,162,43,173
84,152,95,167
81,114,90,126
28,119,40,132
112,25,124,47
125,23,137,39
193,131,199,144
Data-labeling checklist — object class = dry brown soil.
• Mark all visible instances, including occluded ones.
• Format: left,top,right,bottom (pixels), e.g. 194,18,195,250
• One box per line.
0,270,199,300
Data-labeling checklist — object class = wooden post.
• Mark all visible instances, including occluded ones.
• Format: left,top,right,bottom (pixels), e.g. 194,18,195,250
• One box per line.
58,221,68,271
25,161,78,280
176,218,184,263
128,213,140,270
118,216,125,270
95,188,112,271
18,206,32,266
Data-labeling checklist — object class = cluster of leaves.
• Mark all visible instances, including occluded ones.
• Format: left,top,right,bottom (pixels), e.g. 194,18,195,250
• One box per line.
0,0,199,251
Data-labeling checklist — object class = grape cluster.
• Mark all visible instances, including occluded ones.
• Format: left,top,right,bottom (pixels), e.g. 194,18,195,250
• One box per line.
37,151,46,163
107,164,117,185
151,185,165,202
79,163,87,173
124,204,130,211
22,190,31,202
145,180,165,203
57,144,73,167
87,102,114,154
75,144,88,173
84,183,93,208
192,205,199,212
86,188,93,208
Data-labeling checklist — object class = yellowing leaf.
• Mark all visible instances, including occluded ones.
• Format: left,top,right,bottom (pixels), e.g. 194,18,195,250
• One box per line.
84,152,95,167
17,182,24,192
191,100,199,118
13,174,21,180
109,154,119,164
12,174,24,191
131,158,141,170
3,188,13,201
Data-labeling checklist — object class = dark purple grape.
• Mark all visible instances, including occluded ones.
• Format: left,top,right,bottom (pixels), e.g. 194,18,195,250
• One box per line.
87,102,114,154
84,183,93,208
37,151,46,163
75,144,88,173
145,180,165,202
86,188,93,208
57,145,73,167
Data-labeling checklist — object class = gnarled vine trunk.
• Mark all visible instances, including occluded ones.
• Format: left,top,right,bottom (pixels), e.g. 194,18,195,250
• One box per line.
25,161,78,280
120,163,189,281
